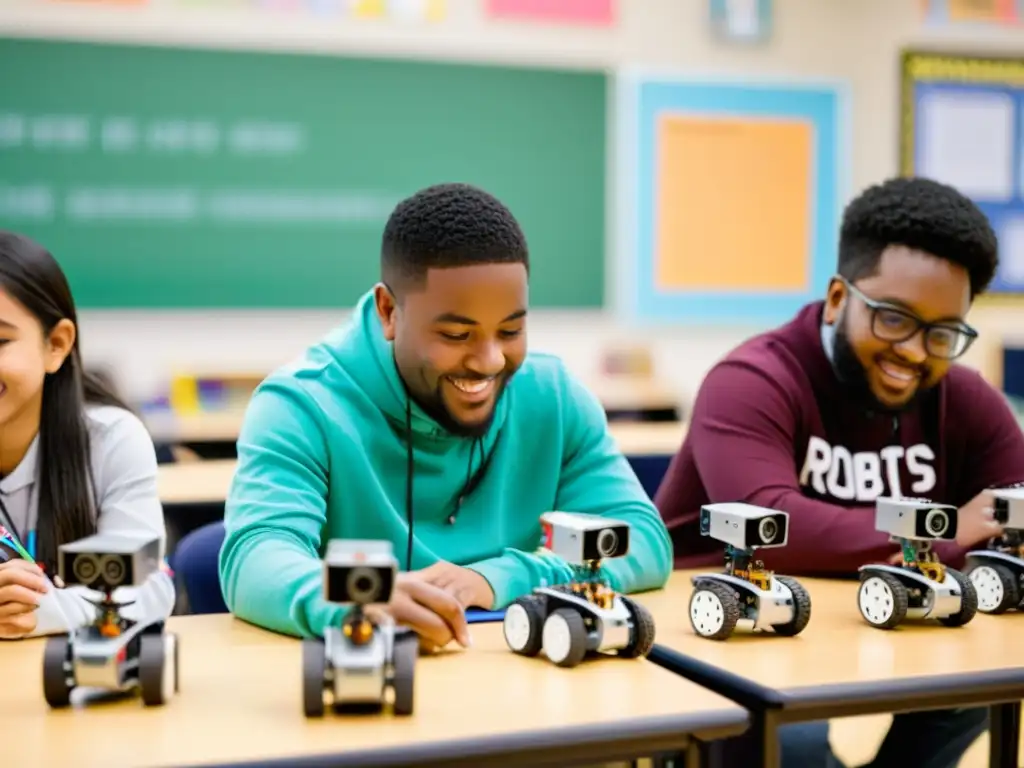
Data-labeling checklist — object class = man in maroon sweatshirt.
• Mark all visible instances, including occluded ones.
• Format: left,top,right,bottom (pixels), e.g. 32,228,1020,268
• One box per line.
656,176,1022,767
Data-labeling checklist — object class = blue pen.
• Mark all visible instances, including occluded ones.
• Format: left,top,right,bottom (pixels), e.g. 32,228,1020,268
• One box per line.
26,530,35,561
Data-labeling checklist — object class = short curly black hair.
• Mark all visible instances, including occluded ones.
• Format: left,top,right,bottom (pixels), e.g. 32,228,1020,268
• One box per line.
381,182,529,295
838,176,998,298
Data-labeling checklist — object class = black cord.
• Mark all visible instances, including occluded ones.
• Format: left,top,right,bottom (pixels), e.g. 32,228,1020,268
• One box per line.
405,397,414,572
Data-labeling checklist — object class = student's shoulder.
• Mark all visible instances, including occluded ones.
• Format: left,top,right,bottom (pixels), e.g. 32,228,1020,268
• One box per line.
84,404,157,471
513,351,589,397
85,403,152,444
704,326,808,391
941,364,1013,421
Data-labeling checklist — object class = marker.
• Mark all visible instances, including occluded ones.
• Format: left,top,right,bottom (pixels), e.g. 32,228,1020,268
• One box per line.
0,532,33,563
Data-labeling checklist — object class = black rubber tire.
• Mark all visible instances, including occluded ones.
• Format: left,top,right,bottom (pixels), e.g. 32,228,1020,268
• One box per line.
391,632,417,716
858,571,908,629
772,576,812,636
965,562,1020,614
301,638,327,718
543,608,589,668
43,635,73,708
938,568,978,627
502,595,546,657
139,633,171,706
689,580,741,640
618,596,656,657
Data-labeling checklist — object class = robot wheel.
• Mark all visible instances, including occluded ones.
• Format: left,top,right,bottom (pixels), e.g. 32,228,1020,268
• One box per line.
689,580,741,640
43,635,75,708
503,594,546,657
542,607,588,668
858,571,908,629
965,562,1021,614
140,631,179,706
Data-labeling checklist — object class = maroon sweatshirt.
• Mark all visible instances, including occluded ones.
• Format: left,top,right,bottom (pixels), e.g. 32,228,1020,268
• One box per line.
656,301,1024,575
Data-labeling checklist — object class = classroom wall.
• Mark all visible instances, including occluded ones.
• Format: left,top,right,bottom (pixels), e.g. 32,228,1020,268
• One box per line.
3,0,1024,405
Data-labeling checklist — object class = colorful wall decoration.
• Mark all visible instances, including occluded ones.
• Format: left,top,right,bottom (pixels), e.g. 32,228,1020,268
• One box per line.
615,71,849,326
902,50,1024,295
484,0,615,26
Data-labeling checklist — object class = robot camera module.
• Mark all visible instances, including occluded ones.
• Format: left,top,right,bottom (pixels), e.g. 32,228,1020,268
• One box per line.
857,497,977,629
303,539,417,718
964,486,1024,614
688,503,811,640
43,532,178,709
503,512,655,668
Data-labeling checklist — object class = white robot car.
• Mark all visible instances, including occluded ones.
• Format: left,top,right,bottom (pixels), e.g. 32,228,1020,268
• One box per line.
503,512,655,668
302,540,417,717
43,532,178,708
858,497,977,629
688,503,811,640
965,487,1024,614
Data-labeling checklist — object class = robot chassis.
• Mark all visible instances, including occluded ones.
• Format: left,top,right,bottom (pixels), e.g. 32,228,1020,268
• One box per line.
43,532,179,709
503,512,656,668
964,487,1024,614
857,498,977,629
688,504,811,640
303,539,417,717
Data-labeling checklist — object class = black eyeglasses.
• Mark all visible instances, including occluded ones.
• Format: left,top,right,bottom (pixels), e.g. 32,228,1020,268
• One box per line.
841,278,978,360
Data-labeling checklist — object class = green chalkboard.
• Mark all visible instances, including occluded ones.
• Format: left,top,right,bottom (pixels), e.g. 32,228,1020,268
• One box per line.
0,38,606,308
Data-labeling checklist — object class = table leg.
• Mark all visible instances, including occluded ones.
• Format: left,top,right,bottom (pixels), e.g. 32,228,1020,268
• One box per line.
989,701,1021,768
756,711,781,768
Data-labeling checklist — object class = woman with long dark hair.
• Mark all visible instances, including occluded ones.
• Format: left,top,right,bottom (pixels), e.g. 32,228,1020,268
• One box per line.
0,231,173,639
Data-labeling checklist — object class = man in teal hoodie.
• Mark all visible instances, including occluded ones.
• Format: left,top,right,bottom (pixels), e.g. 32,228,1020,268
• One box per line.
219,182,673,648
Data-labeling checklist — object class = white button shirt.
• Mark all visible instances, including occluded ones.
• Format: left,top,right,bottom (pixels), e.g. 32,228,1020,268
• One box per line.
0,404,175,638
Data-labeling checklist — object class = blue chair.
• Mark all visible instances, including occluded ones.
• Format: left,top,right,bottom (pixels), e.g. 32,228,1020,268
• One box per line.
170,521,228,614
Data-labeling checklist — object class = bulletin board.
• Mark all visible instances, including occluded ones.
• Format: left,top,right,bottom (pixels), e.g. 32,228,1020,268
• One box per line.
614,71,848,325
901,50,1024,296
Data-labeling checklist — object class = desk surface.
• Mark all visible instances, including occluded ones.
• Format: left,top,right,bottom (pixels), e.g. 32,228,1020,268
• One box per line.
157,421,686,506
5,615,746,768
638,571,1024,715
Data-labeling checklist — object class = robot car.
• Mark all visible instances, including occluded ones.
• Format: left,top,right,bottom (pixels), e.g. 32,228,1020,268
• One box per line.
857,497,977,629
502,512,655,668
43,532,178,709
688,503,811,640
964,486,1024,614
302,539,417,718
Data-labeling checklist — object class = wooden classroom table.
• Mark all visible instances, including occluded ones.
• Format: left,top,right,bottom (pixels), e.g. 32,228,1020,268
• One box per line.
157,422,687,507
635,570,1024,768
3,615,747,768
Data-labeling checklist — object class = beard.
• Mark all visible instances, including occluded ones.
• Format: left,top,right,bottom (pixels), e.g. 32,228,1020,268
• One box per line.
411,375,510,438
831,318,923,415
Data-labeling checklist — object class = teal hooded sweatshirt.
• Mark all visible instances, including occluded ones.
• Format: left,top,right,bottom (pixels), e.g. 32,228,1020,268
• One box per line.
219,290,673,639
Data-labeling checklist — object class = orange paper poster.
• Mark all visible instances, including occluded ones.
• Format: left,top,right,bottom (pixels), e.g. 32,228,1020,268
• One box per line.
485,0,614,26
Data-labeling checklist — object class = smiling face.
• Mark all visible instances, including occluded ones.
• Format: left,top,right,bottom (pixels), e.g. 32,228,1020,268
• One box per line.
375,262,528,437
0,286,75,436
823,245,973,411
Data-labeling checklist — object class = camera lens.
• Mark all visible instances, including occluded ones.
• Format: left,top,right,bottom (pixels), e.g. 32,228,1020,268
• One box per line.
758,517,778,544
100,555,125,586
73,554,98,584
924,509,949,536
596,528,619,557
346,567,382,603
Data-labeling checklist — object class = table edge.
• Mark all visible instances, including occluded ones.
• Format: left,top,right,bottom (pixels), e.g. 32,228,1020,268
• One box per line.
778,667,1024,714
650,643,1024,718
156,709,750,768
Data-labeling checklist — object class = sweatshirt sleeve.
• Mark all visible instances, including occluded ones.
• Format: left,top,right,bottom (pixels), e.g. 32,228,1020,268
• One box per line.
30,409,175,638
957,371,1024,494
671,360,896,575
218,381,342,639
467,368,673,607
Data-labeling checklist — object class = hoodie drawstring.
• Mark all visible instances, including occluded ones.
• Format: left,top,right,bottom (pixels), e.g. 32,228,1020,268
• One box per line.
402,396,485,572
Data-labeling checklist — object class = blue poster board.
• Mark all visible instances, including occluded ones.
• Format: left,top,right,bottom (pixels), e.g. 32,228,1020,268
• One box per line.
613,70,848,326
901,50,1024,295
